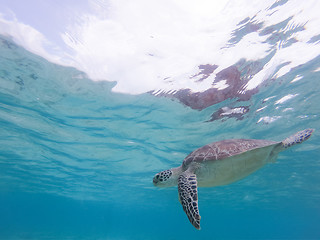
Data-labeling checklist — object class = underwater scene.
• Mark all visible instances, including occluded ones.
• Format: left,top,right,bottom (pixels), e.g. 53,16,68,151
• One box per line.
0,0,320,239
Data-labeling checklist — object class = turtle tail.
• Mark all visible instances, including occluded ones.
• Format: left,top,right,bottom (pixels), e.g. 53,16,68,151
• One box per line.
282,129,314,149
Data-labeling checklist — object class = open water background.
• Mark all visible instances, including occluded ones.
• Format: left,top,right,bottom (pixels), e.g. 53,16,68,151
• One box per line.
0,8,320,238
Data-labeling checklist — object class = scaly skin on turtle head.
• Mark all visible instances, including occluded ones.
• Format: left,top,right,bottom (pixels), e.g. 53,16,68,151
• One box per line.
153,167,182,187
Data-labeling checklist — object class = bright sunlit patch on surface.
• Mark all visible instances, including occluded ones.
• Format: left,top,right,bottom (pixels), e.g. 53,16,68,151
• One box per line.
263,96,276,103
257,116,282,124
256,106,267,112
290,75,303,83
275,94,299,105
213,80,229,90
220,107,247,116
283,108,294,112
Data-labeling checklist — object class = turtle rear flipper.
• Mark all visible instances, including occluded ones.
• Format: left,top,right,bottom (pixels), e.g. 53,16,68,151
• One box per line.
282,129,314,149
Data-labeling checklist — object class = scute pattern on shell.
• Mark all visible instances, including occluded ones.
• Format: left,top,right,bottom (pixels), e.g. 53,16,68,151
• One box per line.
183,139,277,167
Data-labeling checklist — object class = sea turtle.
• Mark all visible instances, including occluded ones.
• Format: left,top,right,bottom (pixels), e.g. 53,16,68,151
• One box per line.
153,129,314,230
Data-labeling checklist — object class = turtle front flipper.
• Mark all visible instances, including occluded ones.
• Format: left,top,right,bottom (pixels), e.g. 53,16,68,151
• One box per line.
178,171,201,230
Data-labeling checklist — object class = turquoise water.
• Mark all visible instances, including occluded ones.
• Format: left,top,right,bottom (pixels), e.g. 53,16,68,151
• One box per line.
0,33,319,240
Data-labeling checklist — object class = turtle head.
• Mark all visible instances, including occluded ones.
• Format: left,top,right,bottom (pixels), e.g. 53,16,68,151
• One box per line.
153,169,178,187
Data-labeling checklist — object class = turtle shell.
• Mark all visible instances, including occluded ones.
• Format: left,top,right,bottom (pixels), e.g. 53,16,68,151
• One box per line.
182,139,278,167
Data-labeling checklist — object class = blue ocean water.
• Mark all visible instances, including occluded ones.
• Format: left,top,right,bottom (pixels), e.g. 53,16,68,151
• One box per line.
0,32,319,240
